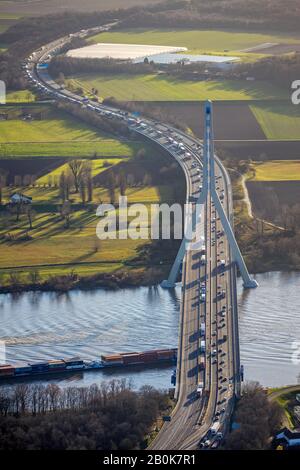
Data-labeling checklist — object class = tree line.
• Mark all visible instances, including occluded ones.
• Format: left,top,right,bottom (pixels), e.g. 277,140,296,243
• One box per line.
49,56,157,78
120,0,300,32
0,380,170,450
232,53,300,89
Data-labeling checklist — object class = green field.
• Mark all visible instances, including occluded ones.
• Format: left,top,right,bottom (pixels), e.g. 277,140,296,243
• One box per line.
251,160,300,181
68,74,287,102
0,106,143,157
0,210,148,267
0,141,143,158
88,28,300,56
5,90,36,103
0,107,109,142
36,158,128,184
251,104,300,140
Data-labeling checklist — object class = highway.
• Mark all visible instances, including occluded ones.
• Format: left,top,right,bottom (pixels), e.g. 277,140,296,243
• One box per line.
23,25,241,450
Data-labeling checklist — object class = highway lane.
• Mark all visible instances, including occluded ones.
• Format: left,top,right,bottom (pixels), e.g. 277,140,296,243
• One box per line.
23,29,241,450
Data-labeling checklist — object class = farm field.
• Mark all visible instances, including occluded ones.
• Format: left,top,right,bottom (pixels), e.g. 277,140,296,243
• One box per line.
251,160,300,181
0,107,114,142
88,28,300,56
0,189,165,285
68,74,287,102
141,101,265,140
0,141,142,159
0,105,144,158
3,184,170,205
36,158,128,185
5,90,36,103
216,140,300,161
250,104,300,140
0,210,149,267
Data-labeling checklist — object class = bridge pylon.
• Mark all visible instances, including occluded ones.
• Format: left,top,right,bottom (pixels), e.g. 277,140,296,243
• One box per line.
161,100,258,289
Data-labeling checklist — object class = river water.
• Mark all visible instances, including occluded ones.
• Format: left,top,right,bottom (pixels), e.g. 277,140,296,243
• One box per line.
0,272,299,389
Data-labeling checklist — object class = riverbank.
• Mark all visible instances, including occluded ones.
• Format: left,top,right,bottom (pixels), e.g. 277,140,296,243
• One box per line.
268,385,300,429
0,264,168,294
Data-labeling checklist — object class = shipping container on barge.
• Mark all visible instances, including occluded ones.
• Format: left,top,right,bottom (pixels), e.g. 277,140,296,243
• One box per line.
0,349,177,382
101,348,177,367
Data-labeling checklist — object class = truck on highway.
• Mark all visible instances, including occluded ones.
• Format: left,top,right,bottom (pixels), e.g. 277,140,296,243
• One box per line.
196,381,204,398
209,421,220,437
201,254,206,265
200,340,205,353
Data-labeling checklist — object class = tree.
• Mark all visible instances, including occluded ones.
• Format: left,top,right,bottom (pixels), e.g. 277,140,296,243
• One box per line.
60,200,72,228
79,178,86,204
119,171,127,196
68,160,83,193
107,171,116,204
25,205,36,229
143,173,152,186
59,171,66,201
0,168,8,205
87,174,93,202
28,269,40,284
57,72,65,86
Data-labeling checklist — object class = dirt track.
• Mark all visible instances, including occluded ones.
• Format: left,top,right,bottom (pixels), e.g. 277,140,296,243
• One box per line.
246,43,300,55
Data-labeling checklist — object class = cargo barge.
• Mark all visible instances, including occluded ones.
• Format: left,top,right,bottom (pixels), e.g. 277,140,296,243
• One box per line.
0,348,177,383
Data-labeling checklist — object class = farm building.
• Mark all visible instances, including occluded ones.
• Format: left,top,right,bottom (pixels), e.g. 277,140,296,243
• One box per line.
9,193,32,204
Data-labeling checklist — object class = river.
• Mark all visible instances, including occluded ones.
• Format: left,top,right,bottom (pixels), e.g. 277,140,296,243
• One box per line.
0,271,299,389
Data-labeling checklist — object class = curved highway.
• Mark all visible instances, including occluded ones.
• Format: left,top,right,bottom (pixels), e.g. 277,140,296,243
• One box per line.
23,25,241,450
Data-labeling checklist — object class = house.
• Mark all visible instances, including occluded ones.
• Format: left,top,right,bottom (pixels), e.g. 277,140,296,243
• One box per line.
9,192,32,205
273,427,300,450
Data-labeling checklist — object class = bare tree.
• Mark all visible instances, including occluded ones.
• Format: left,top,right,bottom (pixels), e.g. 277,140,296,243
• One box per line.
60,200,72,228
68,160,91,193
119,171,127,196
0,168,8,205
25,205,36,229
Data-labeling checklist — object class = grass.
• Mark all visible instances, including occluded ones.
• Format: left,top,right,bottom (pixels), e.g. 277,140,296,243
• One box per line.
2,183,170,205
0,263,122,286
251,104,300,139
0,107,111,142
88,28,300,56
0,206,152,280
0,106,144,157
68,73,287,102
0,141,141,158
251,160,300,181
5,90,36,103
36,158,128,184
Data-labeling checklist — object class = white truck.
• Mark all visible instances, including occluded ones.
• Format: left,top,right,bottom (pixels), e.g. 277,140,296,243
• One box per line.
196,381,204,398
209,421,220,437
